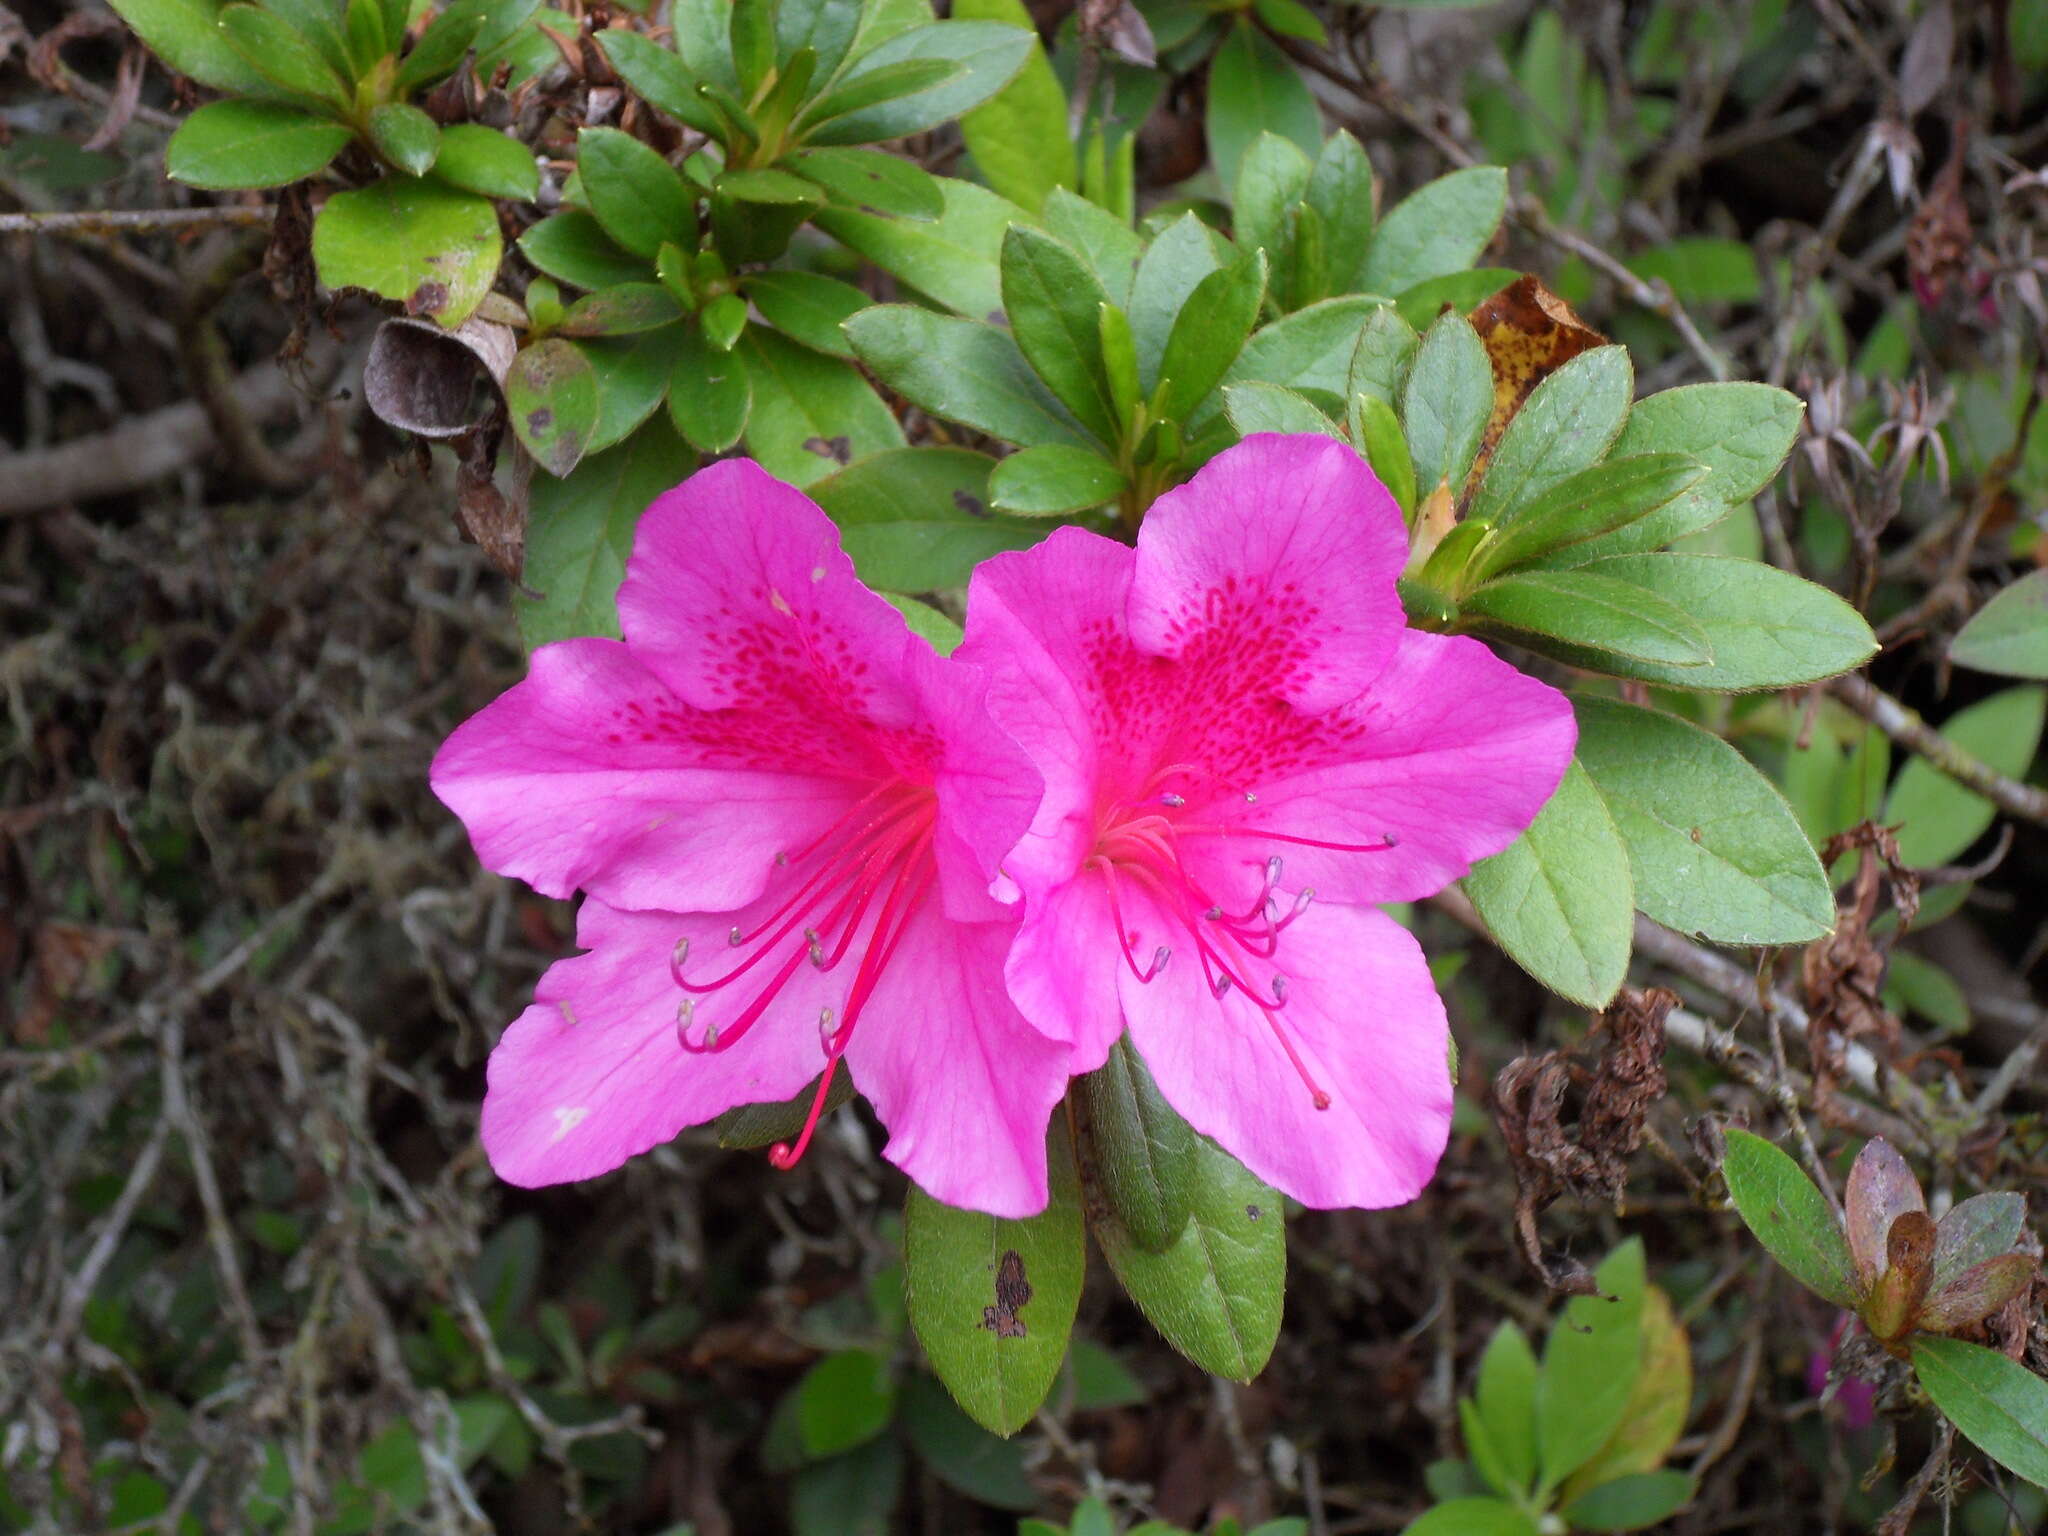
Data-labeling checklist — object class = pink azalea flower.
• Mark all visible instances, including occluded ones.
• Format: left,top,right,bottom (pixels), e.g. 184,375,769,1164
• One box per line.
958,435,1577,1210
432,461,1069,1217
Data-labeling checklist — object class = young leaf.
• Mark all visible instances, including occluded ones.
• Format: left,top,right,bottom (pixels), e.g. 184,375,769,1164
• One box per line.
519,211,650,292
1402,310,1493,500
1305,129,1375,295
1223,383,1343,440
666,327,752,452
1155,249,1267,423
789,146,946,220
1468,345,1633,526
1950,570,2048,679
1720,1129,1860,1308
1560,1285,1693,1501
1464,760,1633,1008
806,22,1035,146
1351,391,1417,518
798,56,960,132
312,179,502,328
1883,686,2047,867
1002,226,1120,443
1205,19,1320,199
1909,1335,2048,1488
844,306,1093,448
595,27,722,134
1043,187,1145,308
808,447,1044,591
1076,1038,1201,1254
1215,295,1382,418
1536,1240,1645,1492
1470,454,1707,580
741,327,906,487
394,1,488,92
166,100,352,190
577,126,694,259
1349,305,1420,405
368,103,442,177
1232,131,1313,292
904,1130,1084,1437
813,176,1022,319
988,444,1126,516
505,338,601,477
955,0,1073,214
1472,1322,1539,1494
1573,697,1835,944
776,0,863,82
1128,214,1225,390
433,124,539,200
1095,1135,1284,1382
1461,568,1714,667
1359,166,1507,296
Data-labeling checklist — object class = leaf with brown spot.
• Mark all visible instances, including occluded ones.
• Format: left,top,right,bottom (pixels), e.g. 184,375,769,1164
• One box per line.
980,1249,1032,1339
1466,274,1606,483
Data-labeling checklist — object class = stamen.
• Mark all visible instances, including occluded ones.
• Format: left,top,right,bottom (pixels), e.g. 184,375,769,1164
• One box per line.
669,937,690,986
768,1055,842,1172
1160,792,1187,808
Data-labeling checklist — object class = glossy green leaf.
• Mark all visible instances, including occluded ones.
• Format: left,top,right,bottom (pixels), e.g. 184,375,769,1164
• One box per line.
1205,19,1321,198
313,178,502,327
742,270,869,358
1951,570,2048,679
1561,1471,1698,1531
519,211,650,291
1537,1240,1645,1491
1043,188,1145,308
809,446,1045,591
1471,454,1707,580
1884,686,2047,867
1002,226,1119,442
395,1,488,91
1402,309,1493,497
777,0,862,80
217,4,350,106
814,176,1021,318
1351,391,1417,517
904,1130,1084,1436
1359,166,1507,296
1305,128,1375,294
796,1349,897,1457
369,102,441,177
1464,760,1633,1007
1720,1129,1860,1308
1468,345,1633,525
808,21,1034,146
1216,294,1380,417
1222,382,1343,439
1232,131,1313,287
1077,1038,1201,1254
844,305,1091,448
800,56,959,131
1557,382,1803,562
741,327,905,486
666,325,751,452
789,146,946,220
1574,697,1835,944
956,0,1073,213
1155,249,1267,423
166,100,351,190
1911,1335,2048,1487
1463,568,1713,666
578,126,694,259
505,338,601,477
1096,1135,1283,1381
595,27,721,133
433,124,539,200
106,0,283,95
988,443,1125,516
1129,214,1225,390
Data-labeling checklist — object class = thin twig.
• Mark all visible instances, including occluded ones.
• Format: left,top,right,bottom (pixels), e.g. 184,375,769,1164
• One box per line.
0,205,278,237
1830,675,2048,827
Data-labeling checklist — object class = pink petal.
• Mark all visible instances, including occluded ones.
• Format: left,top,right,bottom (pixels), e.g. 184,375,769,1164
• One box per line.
1178,630,1577,907
849,910,1072,1218
481,900,828,1187
432,637,855,909
1118,897,1452,1210
618,459,926,746
1845,1138,1925,1291
1128,435,1407,713
1002,870,1129,1072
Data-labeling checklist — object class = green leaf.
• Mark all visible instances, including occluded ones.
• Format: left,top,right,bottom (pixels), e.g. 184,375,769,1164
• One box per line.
433,124,539,200
741,270,869,358
905,1130,1084,1437
1222,382,1343,439
1205,19,1321,198
777,0,863,81
1720,1129,1860,1308
1464,760,1633,1007
1398,1499,1539,1536
1462,568,1713,666
789,146,946,220
799,56,960,132
1096,1135,1283,1381
1002,226,1120,442
596,27,721,133
1626,237,1760,304
1573,697,1835,944
1392,267,1522,331
897,1372,1039,1510
844,305,1091,447
796,1349,898,1457
1469,345,1632,525
1351,391,1417,516
217,4,350,106
1156,249,1267,423
1882,949,1971,1036
1077,1038,1201,1254
1471,454,1707,580
106,0,283,95
1884,686,2047,867
807,21,1034,146
1217,294,1380,417
1232,131,1313,292
517,417,694,648
1537,1240,1645,1491
810,447,1046,591
790,1436,903,1536
1911,1335,2048,1487
557,283,683,337
369,102,441,177
505,338,601,477
519,211,650,291
1560,1471,1698,1531
1305,129,1376,294
713,1067,857,1147
1359,166,1507,296
1348,304,1420,405
395,1,488,92
887,594,964,654
701,292,751,351
577,126,693,259
741,326,906,486
1557,383,1803,563
989,443,1126,516
1042,187,1145,309
1472,1322,1539,1494
165,100,351,190
955,0,1073,214
814,176,1021,318
1129,214,1225,391
313,178,502,327
1402,309,1492,498
666,325,753,452
1951,569,2048,679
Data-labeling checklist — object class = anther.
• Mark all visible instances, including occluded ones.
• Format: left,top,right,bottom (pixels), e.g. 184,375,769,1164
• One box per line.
774,851,789,866
1384,831,1399,847
676,998,720,1054
817,1006,837,1050
1160,792,1187,808
1146,945,1170,979
727,925,745,946
1244,790,1259,804
669,937,691,985
1271,975,1289,1003
1212,974,1232,998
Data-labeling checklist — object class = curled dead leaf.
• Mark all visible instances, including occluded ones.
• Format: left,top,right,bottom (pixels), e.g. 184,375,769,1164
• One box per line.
364,315,518,439
1466,274,1606,485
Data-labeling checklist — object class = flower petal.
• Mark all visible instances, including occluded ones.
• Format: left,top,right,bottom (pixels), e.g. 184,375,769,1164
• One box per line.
1844,1138,1925,1291
1129,434,1407,713
850,910,1072,1218
1002,870,1128,1072
1917,1253,2037,1333
481,900,827,1187
1119,898,1452,1210
1178,629,1577,907
1931,1191,2028,1294
433,637,854,909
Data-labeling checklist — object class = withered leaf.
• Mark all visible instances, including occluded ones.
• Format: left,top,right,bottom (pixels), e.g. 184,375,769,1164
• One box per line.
1466,274,1606,485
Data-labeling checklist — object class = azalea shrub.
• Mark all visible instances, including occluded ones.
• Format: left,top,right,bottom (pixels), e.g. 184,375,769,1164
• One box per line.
16,0,2048,1530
